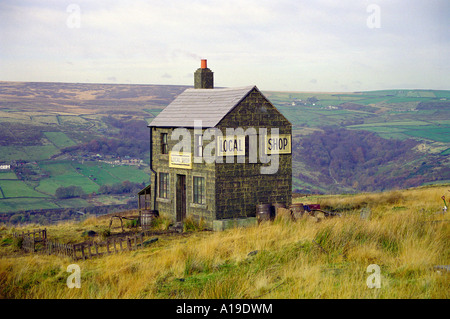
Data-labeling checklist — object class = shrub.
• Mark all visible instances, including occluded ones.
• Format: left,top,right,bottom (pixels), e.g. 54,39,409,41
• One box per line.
183,216,207,232
12,236,23,250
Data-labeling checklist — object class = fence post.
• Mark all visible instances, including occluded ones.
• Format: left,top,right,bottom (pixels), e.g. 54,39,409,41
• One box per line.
73,244,78,260
94,242,99,257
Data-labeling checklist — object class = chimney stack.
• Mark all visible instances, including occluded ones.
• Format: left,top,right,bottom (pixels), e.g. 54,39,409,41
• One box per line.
194,59,213,89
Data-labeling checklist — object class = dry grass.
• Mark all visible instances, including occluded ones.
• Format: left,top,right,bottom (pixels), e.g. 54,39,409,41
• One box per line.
0,185,449,299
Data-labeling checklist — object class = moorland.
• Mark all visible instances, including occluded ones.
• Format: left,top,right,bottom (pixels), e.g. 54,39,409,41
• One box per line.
0,185,448,299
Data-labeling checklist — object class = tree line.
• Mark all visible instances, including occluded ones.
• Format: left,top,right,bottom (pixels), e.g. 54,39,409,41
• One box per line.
55,181,145,199
292,127,447,193
61,117,149,158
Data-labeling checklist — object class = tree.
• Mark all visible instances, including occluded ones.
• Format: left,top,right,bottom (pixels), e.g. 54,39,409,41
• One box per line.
55,186,85,199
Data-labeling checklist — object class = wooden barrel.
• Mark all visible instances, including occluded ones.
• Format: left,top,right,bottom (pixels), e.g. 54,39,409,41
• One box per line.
256,204,272,222
140,210,159,229
290,203,305,220
272,203,286,218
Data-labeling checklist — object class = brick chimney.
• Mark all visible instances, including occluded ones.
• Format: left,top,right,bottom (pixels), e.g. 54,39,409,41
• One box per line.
194,59,214,89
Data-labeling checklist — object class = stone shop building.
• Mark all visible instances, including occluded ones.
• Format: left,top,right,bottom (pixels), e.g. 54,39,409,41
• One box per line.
146,60,292,230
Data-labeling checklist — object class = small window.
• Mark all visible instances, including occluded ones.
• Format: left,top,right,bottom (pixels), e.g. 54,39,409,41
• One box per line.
193,176,205,204
159,172,169,198
161,133,168,154
194,134,203,157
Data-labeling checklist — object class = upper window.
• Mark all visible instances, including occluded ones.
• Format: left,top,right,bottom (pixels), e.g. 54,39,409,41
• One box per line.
161,133,168,154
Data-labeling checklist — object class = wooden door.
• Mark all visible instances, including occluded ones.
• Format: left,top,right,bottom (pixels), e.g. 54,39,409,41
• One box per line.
176,174,186,222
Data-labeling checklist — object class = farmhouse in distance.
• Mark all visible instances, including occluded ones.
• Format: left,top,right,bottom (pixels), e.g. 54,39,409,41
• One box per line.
140,60,292,230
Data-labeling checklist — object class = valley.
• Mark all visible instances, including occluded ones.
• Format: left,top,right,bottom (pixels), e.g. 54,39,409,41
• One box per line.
0,81,449,221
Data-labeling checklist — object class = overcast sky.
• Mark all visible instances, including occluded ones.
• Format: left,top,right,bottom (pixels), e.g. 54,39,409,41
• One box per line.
0,0,449,92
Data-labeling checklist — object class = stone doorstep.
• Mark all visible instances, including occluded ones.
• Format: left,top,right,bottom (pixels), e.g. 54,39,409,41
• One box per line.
212,217,258,231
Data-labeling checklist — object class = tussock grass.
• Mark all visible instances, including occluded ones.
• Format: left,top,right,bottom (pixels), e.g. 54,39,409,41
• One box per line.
0,185,449,299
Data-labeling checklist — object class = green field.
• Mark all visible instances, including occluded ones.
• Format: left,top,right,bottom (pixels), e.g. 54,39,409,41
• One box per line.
0,171,18,180
73,161,149,185
37,161,100,195
105,165,149,183
44,132,77,148
74,162,119,185
347,122,450,143
0,159,149,212
0,180,48,198
0,197,59,212
0,145,59,162
34,160,149,196
403,126,450,143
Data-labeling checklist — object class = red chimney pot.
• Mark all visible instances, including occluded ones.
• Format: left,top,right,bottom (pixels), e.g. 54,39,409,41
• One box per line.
201,59,207,69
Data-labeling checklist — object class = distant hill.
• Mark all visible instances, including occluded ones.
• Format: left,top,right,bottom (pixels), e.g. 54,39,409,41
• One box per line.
0,81,449,218
265,89,450,193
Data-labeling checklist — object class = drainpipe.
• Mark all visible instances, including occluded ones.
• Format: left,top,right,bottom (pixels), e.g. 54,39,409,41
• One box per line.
148,125,158,211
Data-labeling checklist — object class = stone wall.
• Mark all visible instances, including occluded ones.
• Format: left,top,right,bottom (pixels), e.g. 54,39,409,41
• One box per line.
151,127,217,227
215,88,292,219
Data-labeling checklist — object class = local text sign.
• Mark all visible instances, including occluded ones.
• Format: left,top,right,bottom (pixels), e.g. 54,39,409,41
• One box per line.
264,134,291,154
217,135,245,156
169,152,192,169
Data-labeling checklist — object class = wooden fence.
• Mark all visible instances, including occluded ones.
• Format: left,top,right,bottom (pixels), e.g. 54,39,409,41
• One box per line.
70,233,145,260
12,229,168,260
13,229,47,253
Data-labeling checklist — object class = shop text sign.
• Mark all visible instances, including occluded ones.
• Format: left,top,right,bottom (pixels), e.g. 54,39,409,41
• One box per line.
264,134,291,154
217,135,245,156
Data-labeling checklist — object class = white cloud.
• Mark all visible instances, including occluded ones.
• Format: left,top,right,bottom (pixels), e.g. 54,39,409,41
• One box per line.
0,0,448,91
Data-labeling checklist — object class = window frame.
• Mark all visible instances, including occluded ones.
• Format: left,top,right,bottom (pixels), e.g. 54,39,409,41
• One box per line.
159,172,169,199
161,133,169,154
193,176,205,205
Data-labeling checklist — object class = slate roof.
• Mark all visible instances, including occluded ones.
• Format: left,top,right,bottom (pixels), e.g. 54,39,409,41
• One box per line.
148,85,256,128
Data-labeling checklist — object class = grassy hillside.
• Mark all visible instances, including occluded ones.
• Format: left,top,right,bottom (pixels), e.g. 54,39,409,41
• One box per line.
0,185,448,299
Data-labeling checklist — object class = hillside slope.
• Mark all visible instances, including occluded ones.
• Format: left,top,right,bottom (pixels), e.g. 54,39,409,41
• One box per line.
0,185,449,299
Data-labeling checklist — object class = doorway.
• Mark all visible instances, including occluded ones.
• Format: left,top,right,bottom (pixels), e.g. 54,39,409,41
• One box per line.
176,174,186,222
